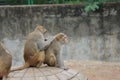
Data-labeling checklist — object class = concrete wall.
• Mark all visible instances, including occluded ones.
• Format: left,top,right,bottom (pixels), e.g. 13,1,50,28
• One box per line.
0,4,120,66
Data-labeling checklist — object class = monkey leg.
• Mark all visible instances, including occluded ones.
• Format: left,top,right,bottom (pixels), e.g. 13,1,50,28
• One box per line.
2,75,6,80
55,60,68,70
55,54,68,70
0,74,6,80
0,76,2,80
27,50,45,67
36,51,45,68
46,54,56,67
36,61,43,68
0,68,9,80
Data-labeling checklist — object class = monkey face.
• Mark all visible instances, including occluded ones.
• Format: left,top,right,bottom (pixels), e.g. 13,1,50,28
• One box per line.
63,35,68,44
61,35,68,44
56,33,68,44
37,26,50,41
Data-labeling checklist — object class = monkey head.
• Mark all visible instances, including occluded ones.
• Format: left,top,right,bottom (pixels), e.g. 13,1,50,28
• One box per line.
35,25,48,41
35,25,47,34
55,33,68,44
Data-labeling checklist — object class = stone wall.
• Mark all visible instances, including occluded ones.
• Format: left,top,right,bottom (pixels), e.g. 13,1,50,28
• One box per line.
0,3,120,66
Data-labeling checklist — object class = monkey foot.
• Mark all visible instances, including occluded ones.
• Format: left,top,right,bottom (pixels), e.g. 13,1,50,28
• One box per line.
7,67,87,80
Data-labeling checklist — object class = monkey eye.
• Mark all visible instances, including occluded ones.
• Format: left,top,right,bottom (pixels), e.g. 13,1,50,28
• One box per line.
63,36,67,39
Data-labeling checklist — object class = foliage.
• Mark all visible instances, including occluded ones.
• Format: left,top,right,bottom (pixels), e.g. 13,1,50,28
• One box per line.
83,0,107,12
1,0,120,12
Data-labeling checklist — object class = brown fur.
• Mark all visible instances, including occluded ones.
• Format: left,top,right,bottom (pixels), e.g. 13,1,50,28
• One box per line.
11,25,47,72
0,42,12,80
45,33,68,68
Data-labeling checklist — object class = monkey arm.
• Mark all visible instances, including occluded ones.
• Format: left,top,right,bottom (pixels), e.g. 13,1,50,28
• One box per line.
56,52,68,70
56,52,64,68
37,39,50,51
43,43,50,50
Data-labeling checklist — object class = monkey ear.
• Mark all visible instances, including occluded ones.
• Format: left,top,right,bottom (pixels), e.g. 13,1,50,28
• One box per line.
55,34,62,41
55,35,60,41
57,34,65,41
55,33,66,41
35,26,40,31
35,25,47,33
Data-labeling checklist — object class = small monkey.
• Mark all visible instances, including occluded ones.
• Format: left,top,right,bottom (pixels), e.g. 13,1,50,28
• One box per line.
11,25,48,72
44,33,68,69
0,42,12,80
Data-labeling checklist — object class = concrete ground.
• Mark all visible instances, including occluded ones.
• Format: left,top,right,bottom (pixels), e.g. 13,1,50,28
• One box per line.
8,66,87,80
8,60,120,80
65,60,120,80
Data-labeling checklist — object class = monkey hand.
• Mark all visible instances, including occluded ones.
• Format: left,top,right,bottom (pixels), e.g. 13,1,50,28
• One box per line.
56,65,69,70
60,66,69,70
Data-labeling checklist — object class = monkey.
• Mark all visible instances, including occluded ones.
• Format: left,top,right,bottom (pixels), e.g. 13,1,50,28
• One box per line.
44,33,68,69
0,42,12,80
11,25,48,72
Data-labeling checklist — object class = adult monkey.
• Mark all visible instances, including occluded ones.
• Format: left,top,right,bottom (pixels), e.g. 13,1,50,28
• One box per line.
0,42,12,80
11,25,48,72
44,33,68,69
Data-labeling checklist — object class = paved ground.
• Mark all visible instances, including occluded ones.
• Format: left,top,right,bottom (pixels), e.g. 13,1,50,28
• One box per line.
65,60,120,80
8,67,87,80
8,60,119,80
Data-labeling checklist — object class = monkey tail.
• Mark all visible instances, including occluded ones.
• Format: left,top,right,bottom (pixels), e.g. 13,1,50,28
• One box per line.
10,63,29,72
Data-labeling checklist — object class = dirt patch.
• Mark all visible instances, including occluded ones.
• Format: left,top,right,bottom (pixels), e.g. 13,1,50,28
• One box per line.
65,60,120,80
